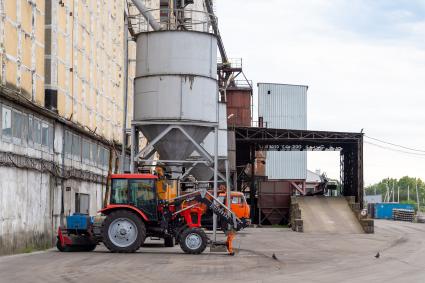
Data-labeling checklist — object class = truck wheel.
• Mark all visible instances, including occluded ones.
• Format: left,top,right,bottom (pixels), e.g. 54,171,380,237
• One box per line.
179,228,208,254
102,210,146,253
164,235,174,247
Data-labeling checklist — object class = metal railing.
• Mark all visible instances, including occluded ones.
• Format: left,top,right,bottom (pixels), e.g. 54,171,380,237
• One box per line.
127,7,217,34
252,120,269,128
228,79,253,89
217,58,242,69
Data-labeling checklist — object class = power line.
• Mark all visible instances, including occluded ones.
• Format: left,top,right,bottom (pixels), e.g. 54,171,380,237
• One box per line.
365,135,425,153
365,141,425,158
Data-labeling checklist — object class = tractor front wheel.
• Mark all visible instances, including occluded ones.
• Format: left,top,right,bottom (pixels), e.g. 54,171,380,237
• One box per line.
102,210,146,253
179,228,208,254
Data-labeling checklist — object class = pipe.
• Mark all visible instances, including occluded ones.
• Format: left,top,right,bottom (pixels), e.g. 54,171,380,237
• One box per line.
131,0,161,31
212,125,219,241
205,0,227,62
130,125,136,173
225,159,231,213
121,13,129,173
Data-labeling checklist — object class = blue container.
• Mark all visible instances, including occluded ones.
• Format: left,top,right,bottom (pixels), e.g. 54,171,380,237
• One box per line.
66,213,92,230
374,203,415,219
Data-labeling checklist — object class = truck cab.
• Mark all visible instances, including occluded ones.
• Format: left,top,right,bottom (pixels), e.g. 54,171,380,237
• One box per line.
218,192,250,222
202,191,250,229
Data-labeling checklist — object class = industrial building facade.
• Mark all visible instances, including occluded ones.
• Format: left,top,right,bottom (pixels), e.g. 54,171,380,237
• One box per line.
258,83,308,180
0,0,210,254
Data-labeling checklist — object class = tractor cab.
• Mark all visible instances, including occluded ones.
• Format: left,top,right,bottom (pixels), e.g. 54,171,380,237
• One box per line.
109,174,159,221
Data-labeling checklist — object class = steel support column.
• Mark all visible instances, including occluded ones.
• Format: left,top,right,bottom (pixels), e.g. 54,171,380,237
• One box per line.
250,145,256,222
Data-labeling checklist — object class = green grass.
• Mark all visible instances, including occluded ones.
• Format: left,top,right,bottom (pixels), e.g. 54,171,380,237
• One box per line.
20,244,50,254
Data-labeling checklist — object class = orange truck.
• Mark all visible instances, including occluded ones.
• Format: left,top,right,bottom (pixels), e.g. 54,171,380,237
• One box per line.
202,191,251,229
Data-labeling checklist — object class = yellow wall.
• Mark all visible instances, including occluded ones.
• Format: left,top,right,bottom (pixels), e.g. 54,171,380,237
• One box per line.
0,0,142,143
1,0,45,105
0,0,171,144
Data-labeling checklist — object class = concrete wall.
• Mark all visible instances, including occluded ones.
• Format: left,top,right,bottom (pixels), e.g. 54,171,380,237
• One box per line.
0,98,109,254
0,165,106,255
0,168,55,254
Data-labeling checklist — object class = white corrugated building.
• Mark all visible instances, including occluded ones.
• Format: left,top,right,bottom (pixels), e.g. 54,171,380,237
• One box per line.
258,83,308,180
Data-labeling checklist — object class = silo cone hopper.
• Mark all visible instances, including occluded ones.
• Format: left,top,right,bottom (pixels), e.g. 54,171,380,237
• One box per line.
139,124,212,161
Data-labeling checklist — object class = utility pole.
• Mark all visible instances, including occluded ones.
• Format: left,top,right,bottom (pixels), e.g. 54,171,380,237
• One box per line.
385,183,390,202
415,178,420,210
408,185,410,202
397,186,400,203
392,180,395,202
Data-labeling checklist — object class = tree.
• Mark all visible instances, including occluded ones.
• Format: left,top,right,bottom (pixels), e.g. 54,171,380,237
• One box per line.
365,176,424,209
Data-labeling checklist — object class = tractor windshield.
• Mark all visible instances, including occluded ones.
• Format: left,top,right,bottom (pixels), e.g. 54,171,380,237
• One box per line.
111,179,156,204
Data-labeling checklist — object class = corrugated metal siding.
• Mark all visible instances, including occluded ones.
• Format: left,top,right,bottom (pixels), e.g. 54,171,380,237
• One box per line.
258,83,307,129
266,151,307,179
227,88,252,127
258,83,308,179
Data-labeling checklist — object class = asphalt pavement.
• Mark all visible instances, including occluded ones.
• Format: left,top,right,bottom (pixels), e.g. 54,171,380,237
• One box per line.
0,220,424,283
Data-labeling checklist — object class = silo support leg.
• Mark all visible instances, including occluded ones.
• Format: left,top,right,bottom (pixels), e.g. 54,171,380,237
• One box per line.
175,125,214,163
135,125,174,159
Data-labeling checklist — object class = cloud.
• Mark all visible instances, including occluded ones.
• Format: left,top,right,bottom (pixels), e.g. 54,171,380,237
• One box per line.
325,0,425,44
217,0,425,184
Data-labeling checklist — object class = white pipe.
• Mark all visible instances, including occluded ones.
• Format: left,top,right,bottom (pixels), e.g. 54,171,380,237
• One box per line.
131,0,161,31
225,159,231,212
212,125,218,241
121,13,129,173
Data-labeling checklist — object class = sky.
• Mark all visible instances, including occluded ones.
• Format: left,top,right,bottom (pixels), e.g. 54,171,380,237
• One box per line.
217,0,425,185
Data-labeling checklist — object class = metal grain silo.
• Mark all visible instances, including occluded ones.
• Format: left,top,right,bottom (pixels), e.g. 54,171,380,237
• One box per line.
258,83,308,180
129,8,220,180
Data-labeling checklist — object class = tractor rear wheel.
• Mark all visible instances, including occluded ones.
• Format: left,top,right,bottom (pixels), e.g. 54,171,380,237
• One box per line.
179,228,208,254
102,210,146,253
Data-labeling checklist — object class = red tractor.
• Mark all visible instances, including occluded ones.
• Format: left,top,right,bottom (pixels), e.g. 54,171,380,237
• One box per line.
57,174,245,254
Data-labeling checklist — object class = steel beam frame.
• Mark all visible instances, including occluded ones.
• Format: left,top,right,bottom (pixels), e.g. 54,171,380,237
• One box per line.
234,126,364,210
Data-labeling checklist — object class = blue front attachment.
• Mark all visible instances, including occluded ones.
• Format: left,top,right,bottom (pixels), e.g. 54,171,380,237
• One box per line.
66,213,93,231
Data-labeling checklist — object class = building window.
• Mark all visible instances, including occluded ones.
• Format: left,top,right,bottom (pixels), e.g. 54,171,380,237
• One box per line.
102,147,109,169
65,130,72,157
82,139,90,163
72,134,81,161
97,145,103,167
2,106,12,138
28,115,34,146
48,124,54,150
90,142,97,166
75,193,90,215
12,110,22,143
41,122,49,147
34,118,42,145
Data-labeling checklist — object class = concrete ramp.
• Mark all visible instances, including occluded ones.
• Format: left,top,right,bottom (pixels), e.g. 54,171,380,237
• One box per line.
297,196,364,234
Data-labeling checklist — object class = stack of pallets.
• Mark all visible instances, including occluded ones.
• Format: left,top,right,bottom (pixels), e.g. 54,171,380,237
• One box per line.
392,209,415,222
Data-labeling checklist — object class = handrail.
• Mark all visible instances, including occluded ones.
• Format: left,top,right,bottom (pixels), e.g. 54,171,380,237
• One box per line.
127,7,217,34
